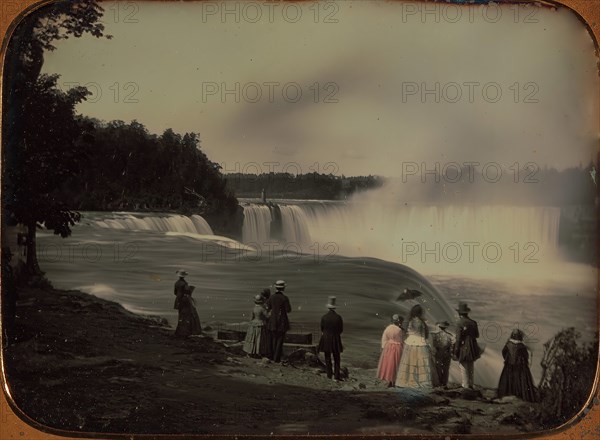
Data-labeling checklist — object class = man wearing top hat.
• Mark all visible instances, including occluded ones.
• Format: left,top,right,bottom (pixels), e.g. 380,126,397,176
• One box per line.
453,302,480,389
431,320,455,387
265,280,292,363
318,296,344,382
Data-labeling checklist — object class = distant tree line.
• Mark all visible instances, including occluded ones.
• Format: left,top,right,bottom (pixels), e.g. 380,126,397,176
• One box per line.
225,164,597,205
225,173,385,200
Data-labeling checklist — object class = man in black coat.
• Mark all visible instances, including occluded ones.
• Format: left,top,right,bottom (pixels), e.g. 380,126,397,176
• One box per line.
454,302,480,389
318,296,344,381
265,280,291,363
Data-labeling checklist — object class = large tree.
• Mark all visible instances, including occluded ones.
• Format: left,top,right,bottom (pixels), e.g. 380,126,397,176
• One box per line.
2,0,110,274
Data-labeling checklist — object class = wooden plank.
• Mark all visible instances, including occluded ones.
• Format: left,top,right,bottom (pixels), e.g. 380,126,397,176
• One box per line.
284,333,313,344
217,330,313,345
217,330,246,341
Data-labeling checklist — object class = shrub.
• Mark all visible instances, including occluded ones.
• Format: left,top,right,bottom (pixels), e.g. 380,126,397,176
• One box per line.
537,327,598,427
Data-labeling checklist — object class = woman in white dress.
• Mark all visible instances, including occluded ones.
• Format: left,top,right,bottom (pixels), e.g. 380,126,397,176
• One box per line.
395,304,434,389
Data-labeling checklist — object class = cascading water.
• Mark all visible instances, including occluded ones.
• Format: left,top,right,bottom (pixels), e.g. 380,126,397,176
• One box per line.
94,213,214,235
242,202,560,250
241,200,564,280
278,205,312,245
242,204,272,244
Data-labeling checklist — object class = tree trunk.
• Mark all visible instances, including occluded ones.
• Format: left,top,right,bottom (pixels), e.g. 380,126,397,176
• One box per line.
26,220,42,276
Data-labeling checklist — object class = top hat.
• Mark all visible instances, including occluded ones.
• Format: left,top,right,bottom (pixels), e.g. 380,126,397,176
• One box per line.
456,302,471,314
326,296,337,309
274,280,286,290
510,329,524,341
176,269,189,277
437,320,450,328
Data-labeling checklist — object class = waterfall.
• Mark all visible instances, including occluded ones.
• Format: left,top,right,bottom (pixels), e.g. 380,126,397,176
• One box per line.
241,202,561,251
190,215,213,235
241,203,314,246
94,213,213,235
242,204,272,244
241,200,564,279
278,205,312,245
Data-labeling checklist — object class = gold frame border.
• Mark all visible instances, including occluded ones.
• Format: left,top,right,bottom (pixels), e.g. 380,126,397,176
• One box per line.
0,0,598,439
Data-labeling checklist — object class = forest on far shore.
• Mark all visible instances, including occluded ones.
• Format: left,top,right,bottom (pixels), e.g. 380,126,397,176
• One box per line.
226,173,384,200
225,163,598,206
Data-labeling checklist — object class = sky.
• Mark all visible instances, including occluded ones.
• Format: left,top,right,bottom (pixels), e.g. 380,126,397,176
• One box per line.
39,1,599,177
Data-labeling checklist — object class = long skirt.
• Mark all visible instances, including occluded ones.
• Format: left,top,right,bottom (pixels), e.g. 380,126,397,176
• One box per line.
175,303,202,337
395,344,434,388
259,327,271,357
243,324,269,356
377,343,403,383
497,364,537,402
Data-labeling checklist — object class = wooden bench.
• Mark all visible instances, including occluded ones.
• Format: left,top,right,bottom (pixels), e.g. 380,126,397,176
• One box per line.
216,329,246,341
217,329,313,345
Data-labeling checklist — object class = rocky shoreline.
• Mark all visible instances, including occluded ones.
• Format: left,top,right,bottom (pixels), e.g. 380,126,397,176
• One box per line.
3,287,544,435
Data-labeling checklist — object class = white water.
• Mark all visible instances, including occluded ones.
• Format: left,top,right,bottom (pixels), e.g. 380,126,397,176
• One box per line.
91,212,254,252
94,213,213,235
279,205,312,246
239,200,596,285
242,202,560,247
242,204,272,244
165,231,256,251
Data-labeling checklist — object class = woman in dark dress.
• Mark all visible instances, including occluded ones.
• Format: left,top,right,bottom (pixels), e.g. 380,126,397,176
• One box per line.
243,294,270,357
259,288,272,358
497,329,537,402
174,270,202,338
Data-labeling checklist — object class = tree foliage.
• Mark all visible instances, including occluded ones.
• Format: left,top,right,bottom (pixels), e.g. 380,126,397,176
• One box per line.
8,0,108,84
537,328,598,426
7,74,91,233
2,1,110,273
60,119,240,234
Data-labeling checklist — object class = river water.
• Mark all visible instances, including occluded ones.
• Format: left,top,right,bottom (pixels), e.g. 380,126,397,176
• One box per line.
37,201,597,389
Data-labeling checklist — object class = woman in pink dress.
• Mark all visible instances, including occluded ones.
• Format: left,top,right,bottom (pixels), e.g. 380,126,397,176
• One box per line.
376,314,405,387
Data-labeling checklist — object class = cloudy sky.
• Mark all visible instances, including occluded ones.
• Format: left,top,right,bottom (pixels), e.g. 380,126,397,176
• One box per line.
40,1,598,177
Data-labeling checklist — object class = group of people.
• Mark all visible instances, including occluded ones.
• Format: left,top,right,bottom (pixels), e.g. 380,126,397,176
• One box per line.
172,273,296,364
173,273,536,400
242,280,291,363
241,281,345,381
376,302,537,401
376,303,480,389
